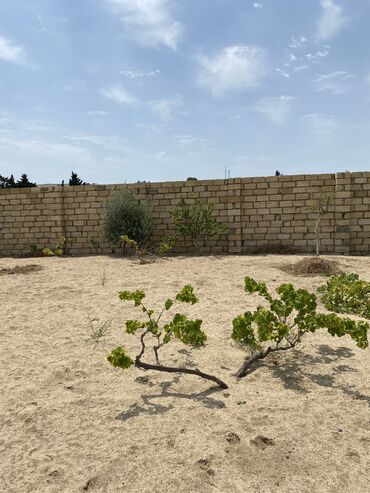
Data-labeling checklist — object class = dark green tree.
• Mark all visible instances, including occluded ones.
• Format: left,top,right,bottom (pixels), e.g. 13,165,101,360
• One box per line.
69,171,86,186
0,174,16,188
15,174,36,188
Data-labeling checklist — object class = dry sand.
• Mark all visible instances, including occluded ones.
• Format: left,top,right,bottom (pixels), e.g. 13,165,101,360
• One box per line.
0,254,369,493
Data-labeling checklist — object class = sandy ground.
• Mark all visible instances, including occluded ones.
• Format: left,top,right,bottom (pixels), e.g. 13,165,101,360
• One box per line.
0,254,369,493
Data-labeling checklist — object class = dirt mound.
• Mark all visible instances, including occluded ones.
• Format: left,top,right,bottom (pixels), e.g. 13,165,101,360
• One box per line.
280,257,342,277
0,264,44,276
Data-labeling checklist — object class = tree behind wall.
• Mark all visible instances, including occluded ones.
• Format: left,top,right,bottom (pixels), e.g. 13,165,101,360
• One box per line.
15,174,36,188
1,174,36,188
69,171,86,186
0,174,15,188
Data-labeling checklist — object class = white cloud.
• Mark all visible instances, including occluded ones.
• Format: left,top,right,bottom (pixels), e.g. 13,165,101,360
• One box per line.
304,48,330,62
101,84,137,104
289,36,308,49
0,135,94,170
253,3,263,8
294,65,309,72
0,36,26,65
317,0,346,41
87,110,109,116
148,97,182,121
254,96,294,126
313,71,354,94
175,134,211,151
62,80,88,92
276,67,290,78
119,68,160,78
197,45,266,97
302,113,337,135
105,0,183,49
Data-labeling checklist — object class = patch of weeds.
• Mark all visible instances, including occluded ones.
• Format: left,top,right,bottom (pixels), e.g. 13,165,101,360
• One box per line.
87,314,112,343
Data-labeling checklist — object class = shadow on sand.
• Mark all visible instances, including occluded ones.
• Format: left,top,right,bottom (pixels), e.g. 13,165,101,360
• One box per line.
116,376,226,421
253,344,370,406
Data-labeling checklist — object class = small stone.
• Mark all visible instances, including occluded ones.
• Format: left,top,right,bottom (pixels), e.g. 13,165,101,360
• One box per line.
226,432,241,444
250,435,275,449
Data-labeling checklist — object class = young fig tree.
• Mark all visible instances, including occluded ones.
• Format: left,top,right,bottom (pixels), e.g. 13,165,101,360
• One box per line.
232,277,369,378
107,285,228,389
169,197,227,253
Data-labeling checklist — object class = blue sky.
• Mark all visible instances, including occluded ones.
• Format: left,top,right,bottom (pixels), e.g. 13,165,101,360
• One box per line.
0,0,369,184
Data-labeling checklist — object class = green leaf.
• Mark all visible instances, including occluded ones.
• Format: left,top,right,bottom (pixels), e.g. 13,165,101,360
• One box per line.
43,248,54,256
145,320,159,334
318,273,370,319
316,313,369,349
107,347,134,369
175,285,199,305
231,312,258,349
244,277,272,302
165,313,206,346
125,320,145,334
165,298,174,310
119,290,145,306
163,333,171,344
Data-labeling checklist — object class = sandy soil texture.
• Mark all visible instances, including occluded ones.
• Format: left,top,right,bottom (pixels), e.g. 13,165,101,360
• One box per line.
0,254,369,493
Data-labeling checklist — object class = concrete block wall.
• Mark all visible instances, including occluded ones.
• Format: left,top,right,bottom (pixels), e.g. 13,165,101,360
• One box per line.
1,171,370,257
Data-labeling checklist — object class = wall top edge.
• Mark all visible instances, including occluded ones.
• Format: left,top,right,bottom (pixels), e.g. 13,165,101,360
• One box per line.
0,171,369,195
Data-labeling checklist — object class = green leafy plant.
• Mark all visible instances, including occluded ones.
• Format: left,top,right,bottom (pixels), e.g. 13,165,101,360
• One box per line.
157,236,176,255
102,189,152,245
168,197,227,253
43,236,66,256
120,234,173,262
232,277,369,378
318,273,370,319
120,235,155,263
107,285,228,388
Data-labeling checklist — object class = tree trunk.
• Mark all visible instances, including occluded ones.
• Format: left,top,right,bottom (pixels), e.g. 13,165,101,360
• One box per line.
235,348,272,378
135,358,228,389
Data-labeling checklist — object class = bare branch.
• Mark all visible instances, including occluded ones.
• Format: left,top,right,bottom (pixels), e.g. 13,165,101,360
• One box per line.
135,358,228,389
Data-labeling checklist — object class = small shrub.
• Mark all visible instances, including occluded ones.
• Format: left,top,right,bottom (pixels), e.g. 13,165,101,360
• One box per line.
232,277,368,377
107,285,228,388
168,197,227,252
318,273,370,319
43,236,66,256
102,190,152,244
121,235,172,262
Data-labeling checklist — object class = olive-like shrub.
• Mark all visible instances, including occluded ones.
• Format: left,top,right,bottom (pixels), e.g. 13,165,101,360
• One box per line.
318,273,370,319
232,277,369,378
102,190,152,244
107,285,228,389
